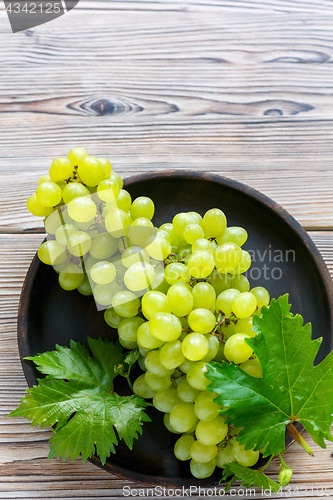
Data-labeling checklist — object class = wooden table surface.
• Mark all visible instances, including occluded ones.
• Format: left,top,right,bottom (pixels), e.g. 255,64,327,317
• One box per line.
1,1,333,498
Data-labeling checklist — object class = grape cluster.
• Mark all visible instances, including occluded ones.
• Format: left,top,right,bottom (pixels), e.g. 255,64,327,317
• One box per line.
27,148,270,480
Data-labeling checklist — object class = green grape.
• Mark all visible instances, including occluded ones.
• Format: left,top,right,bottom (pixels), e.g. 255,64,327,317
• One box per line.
183,223,205,245
55,224,77,246
163,413,182,434
192,238,214,253
202,208,227,238
182,333,209,361
232,440,259,467
98,158,112,178
194,390,222,421
221,321,236,340
44,210,63,234
153,388,181,413
179,358,195,373
77,156,105,187
89,261,116,285
105,209,131,238
160,340,185,369
119,337,137,349
89,232,118,259
68,197,97,223
224,333,253,364
133,374,156,398
145,233,171,260
201,334,220,362
128,217,155,247
159,223,186,248
38,174,51,185
59,263,84,291
213,342,226,363
239,358,263,378
36,181,62,207
68,231,91,257
145,371,172,392
250,286,270,309
142,291,171,319
190,458,216,479
138,354,147,371
93,281,122,306
67,147,88,166
118,316,145,343
231,274,250,293
124,261,155,291
192,282,216,310
49,157,74,182
232,292,257,318
77,274,93,296
150,265,168,293
216,226,248,247
130,196,155,220
187,362,209,391
188,211,203,226
56,181,66,191
187,250,215,279
190,441,218,463
97,179,120,202
234,317,254,336
112,290,140,317
188,309,216,334
215,288,241,315
104,307,122,328
214,242,242,274
149,312,182,341
108,171,123,189
207,271,231,295
52,255,70,274
216,442,236,468
62,182,90,204
174,435,196,461
116,189,132,212
145,350,172,377
137,321,165,350
38,240,67,266
176,378,200,402
167,283,193,317
121,246,149,269
172,213,196,238
165,263,190,285
235,250,251,274
170,402,197,433
178,244,192,263
196,415,228,446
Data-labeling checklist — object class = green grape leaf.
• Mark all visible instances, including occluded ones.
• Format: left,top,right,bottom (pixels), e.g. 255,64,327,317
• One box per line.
221,463,281,492
206,294,333,457
8,338,150,464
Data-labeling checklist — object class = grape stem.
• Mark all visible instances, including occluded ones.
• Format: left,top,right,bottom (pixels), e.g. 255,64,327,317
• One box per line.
286,422,314,456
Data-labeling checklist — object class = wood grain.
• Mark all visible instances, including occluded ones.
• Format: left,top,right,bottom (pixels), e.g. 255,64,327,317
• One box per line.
1,3,333,229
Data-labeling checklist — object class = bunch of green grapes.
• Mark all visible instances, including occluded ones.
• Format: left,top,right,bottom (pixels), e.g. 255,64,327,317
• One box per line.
105,209,270,479
27,147,159,305
27,150,270,480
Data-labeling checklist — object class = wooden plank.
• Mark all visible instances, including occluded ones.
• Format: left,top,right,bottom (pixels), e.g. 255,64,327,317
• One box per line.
0,233,332,498
1,6,333,229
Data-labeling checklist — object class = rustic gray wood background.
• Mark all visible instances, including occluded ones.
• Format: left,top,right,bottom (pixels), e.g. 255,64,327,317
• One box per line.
0,1,333,498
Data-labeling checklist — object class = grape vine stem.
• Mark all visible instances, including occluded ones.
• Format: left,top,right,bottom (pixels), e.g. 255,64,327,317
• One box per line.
286,422,314,456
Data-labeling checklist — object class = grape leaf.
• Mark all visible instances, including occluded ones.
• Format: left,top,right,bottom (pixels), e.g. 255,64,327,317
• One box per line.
221,462,281,492
206,294,333,457
8,337,150,464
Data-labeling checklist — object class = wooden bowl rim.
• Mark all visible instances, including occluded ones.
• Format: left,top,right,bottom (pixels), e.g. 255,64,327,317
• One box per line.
17,169,333,487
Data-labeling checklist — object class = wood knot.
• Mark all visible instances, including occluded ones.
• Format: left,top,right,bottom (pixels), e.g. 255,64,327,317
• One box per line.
90,99,116,116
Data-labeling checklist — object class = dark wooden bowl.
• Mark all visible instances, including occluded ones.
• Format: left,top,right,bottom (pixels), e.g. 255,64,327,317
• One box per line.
18,170,333,487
